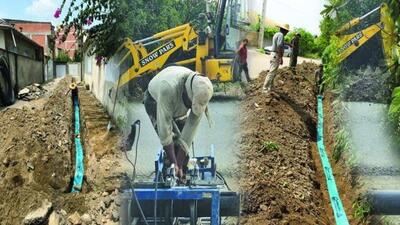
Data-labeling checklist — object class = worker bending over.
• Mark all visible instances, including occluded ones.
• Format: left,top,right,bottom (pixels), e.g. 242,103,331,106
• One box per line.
144,66,213,180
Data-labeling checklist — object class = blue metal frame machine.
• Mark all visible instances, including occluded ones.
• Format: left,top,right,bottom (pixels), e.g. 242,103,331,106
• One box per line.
121,146,240,225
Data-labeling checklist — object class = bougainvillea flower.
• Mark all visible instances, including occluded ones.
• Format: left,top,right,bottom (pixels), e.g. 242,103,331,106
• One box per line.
54,8,61,18
96,56,103,66
85,18,93,25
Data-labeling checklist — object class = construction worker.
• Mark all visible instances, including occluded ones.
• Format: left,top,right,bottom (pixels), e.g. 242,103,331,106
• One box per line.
315,64,324,95
290,33,301,70
143,66,213,179
236,38,251,83
263,24,290,94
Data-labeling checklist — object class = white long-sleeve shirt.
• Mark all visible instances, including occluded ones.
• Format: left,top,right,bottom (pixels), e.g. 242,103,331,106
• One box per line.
148,66,202,153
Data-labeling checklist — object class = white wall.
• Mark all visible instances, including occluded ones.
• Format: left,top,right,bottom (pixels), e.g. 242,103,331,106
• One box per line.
0,30,5,50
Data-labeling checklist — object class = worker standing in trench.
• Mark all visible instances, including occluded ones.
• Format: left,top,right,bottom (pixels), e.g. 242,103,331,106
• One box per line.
263,24,290,94
290,33,301,72
142,66,213,181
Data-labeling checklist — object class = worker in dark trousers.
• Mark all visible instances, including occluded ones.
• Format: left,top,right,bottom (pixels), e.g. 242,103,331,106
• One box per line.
290,33,301,72
143,66,213,181
236,39,251,83
315,64,324,95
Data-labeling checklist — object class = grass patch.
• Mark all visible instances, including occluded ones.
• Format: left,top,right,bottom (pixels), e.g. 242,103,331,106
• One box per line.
333,128,350,162
352,198,371,223
258,48,265,54
303,53,320,59
261,141,279,152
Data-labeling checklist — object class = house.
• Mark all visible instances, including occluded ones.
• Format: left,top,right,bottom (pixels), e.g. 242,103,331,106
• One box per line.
5,19,54,57
56,26,79,59
0,19,44,105
6,19,80,60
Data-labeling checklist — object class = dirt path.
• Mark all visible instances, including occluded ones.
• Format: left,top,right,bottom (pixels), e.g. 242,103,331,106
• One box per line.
0,77,124,225
240,63,332,225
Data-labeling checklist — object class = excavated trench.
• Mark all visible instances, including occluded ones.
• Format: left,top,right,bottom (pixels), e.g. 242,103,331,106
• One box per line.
239,63,335,225
0,77,124,224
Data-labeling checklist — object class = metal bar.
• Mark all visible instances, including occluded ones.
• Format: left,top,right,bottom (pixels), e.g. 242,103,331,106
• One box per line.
360,5,381,20
132,188,218,200
153,24,188,39
159,31,185,42
143,39,162,47
175,58,196,66
127,191,240,217
134,36,156,44
214,0,227,58
211,191,220,225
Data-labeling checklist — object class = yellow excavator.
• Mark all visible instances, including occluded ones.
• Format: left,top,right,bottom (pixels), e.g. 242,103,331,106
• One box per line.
114,0,239,89
336,3,396,71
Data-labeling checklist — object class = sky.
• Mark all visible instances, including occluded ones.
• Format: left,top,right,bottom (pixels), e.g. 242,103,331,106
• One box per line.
0,0,326,34
0,0,63,24
248,0,326,35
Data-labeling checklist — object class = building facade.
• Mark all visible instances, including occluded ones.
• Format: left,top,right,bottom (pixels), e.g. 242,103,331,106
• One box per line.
6,19,54,57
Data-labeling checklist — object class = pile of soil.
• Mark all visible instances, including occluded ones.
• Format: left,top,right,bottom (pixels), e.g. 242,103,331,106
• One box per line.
240,63,331,224
342,66,392,103
0,77,124,225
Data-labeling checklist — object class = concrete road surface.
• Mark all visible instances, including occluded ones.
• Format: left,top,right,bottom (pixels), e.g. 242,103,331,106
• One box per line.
247,48,321,80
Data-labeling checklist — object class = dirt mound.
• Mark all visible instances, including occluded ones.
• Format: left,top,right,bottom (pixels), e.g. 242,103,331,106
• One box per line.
0,78,75,224
240,63,331,224
0,78,124,224
341,66,392,103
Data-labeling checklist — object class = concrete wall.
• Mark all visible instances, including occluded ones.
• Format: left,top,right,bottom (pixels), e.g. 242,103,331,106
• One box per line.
0,28,44,103
0,30,5,49
45,58,54,81
17,55,43,87
83,54,130,131
55,62,82,79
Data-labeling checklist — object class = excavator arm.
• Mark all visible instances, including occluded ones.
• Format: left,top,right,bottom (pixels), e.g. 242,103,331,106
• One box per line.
336,3,395,66
116,24,200,88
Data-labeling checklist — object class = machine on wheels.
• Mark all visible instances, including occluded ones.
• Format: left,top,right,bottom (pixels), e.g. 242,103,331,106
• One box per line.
120,147,240,225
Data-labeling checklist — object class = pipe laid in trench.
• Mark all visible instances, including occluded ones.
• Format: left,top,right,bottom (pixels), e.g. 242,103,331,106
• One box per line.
70,83,84,193
317,96,350,225
367,190,400,215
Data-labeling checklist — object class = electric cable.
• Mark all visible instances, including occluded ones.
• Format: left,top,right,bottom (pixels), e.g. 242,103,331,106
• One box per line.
124,120,150,225
216,171,231,191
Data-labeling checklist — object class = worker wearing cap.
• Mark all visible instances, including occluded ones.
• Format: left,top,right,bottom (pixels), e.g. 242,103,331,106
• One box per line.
144,66,213,179
263,24,290,94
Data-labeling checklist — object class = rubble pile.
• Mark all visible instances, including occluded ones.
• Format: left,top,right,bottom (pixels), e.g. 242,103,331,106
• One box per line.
0,77,123,225
18,83,47,101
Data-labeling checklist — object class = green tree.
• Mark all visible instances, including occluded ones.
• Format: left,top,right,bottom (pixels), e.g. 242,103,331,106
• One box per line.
55,50,72,62
285,28,318,57
57,0,206,58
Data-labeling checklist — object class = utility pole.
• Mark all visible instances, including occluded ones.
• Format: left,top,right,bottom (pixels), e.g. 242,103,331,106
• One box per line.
258,0,268,49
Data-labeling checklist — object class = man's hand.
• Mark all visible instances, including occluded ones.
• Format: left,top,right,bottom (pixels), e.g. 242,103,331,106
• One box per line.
164,144,178,168
175,144,189,181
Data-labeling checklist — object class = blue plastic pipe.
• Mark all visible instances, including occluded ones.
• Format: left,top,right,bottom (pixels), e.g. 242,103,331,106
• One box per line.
71,92,84,193
317,95,349,225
